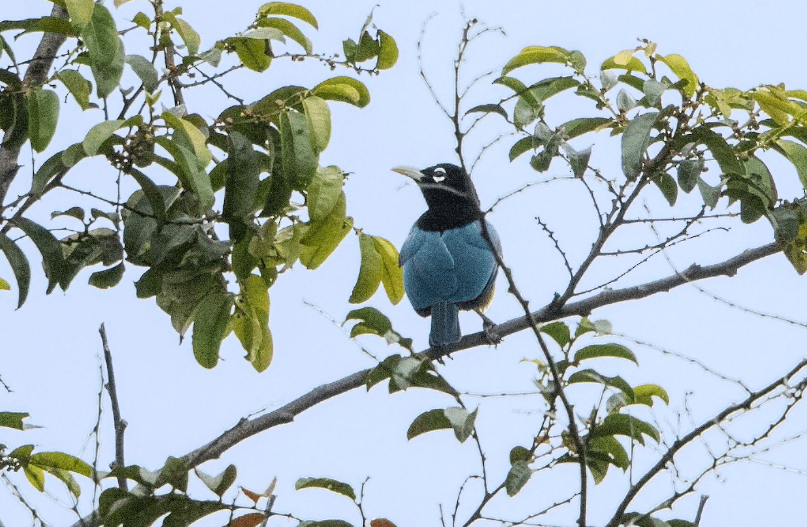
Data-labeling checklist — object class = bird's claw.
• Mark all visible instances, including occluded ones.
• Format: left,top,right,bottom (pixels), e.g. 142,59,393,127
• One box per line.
482,320,501,345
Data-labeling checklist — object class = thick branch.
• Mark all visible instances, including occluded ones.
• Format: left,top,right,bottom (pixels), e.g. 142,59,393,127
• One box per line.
176,241,780,469
0,5,69,205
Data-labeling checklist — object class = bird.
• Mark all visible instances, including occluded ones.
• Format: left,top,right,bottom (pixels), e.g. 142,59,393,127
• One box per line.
393,163,501,347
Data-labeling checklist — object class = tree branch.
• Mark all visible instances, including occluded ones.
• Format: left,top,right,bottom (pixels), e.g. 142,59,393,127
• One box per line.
603,358,807,527
0,5,69,205
173,241,780,472
99,324,128,491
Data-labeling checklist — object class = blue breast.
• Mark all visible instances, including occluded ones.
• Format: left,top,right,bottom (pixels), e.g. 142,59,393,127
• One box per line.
399,220,500,311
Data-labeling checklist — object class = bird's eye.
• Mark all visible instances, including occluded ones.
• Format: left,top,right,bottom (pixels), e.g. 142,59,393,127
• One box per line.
432,167,447,182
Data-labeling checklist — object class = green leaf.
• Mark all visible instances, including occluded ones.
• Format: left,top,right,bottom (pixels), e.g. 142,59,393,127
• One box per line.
590,413,660,445
560,117,613,139
466,104,508,121
509,446,531,464
568,370,634,400
0,233,30,308
302,95,331,154
697,177,721,209
128,167,167,223
589,435,630,470
373,236,404,305
235,37,271,72
2,93,29,150
658,54,698,98
154,456,189,492
509,136,537,161
574,343,637,364
52,206,86,222
564,144,591,178
540,321,571,348
281,110,318,190
390,356,458,395
299,192,351,269
28,88,59,152
24,465,46,491
643,79,666,107
256,17,312,54
132,12,151,30
0,17,77,37
494,76,539,106
161,111,212,167
125,55,159,93
307,166,344,222
354,31,378,63
242,27,286,43
376,29,398,70
0,277,9,290
29,452,93,478
81,3,123,98
652,172,678,206
617,88,637,112
163,12,200,55
345,307,412,351
775,139,807,191
601,50,647,74
621,112,658,179
312,76,370,108
194,465,237,498
192,293,234,369
11,217,65,294
56,70,92,110
0,412,29,430
677,159,703,193
406,409,452,440
65,0,94,29
350,233,383,304
155,136,214,210
633,384,670,406
233,274,272,372
505,460,532,497
690,126,742,175
88,262,125,289
222,131,261,239
295,477,356,500
444,407,477,443
10,444,34,460
502,46,572,75
83,116,142,155
258,2,318,28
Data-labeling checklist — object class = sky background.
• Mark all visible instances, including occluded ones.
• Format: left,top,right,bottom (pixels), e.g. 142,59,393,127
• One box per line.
3,0,807,525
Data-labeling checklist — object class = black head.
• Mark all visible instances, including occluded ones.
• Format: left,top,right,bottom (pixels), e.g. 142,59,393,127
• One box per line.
392,163,482,231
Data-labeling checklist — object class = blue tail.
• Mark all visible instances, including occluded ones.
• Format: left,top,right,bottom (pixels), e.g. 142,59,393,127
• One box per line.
430,301,461,347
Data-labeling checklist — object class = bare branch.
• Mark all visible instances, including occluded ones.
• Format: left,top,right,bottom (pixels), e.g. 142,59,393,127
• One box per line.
99,324,128,491
603,358,807,527
169,241,781,473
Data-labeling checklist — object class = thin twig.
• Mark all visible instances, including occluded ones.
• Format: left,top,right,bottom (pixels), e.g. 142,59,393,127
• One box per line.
603,359,807,527
99,324,128,491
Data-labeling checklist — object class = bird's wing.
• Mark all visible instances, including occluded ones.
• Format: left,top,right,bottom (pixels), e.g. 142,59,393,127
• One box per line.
399,224,425,266
401,227,458,308
462,220,502,256
442,221,500,306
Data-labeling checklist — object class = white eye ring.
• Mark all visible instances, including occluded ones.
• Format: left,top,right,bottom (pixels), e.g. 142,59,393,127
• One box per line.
432,167,447,182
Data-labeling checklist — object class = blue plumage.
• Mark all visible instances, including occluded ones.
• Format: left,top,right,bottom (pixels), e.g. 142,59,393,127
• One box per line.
393,164,501,347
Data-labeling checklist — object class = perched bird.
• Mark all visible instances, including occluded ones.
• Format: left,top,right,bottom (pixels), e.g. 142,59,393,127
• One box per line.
393,163,501,347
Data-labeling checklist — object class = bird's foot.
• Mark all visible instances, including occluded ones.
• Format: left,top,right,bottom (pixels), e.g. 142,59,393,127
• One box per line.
483,322,501,345
475,309,501,345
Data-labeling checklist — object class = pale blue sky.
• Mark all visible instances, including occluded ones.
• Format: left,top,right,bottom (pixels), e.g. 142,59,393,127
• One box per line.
3,0,807,525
